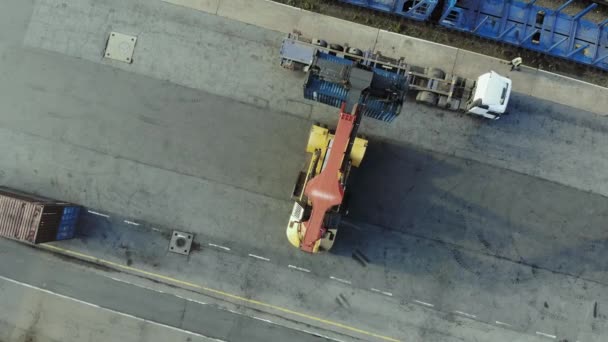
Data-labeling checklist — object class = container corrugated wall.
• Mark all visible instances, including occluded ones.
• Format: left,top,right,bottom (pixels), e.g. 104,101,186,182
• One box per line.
0,196,43,243
0,187,81,244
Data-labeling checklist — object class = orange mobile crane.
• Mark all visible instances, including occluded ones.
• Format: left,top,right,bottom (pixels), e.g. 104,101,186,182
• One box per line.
286,103,367,253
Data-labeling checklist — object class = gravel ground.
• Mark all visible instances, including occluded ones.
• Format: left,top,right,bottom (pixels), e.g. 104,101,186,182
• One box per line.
276,0,608,86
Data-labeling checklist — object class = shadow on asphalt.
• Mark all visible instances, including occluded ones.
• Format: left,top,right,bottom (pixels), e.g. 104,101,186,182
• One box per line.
329,139,608,286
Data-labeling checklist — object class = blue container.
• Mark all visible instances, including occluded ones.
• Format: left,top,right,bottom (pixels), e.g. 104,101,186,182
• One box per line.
303,53,408,122
339,0,439,21
55,206,81,241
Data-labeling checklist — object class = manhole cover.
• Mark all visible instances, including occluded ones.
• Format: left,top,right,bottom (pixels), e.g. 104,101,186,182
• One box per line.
169,230,193,255
104,31,137,63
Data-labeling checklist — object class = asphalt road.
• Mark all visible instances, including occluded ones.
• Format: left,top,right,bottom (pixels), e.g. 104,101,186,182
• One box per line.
0,0,607,341
0,239,333,342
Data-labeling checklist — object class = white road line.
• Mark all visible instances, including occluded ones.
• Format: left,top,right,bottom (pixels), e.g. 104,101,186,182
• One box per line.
370,288,393,297
288,265,311,273
495,320,512,327
108,276,207,305
453,310,476,319
124,220,140,226
535,331,557,339
0,275,224,341
329,276,351,285
151,227,161,232
252,316,273,324
248,254,270,261
208,243,231,251
414,300,434,307
87,210,110,218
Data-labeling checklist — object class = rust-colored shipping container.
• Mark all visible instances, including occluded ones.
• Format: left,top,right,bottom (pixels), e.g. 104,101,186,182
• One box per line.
0,187,80,244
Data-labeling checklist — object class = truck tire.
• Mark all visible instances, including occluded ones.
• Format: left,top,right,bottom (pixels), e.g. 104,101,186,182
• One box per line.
437,95,449,109
416,91,438,106
347,47,363,56
329,43,344,52
312,38,328,48
429,68,445,80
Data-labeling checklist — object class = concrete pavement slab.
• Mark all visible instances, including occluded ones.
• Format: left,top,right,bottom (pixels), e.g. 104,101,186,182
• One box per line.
216,0,381,49
25,0,313,118
530,70,608,116
165,0,220,14
451,49,538,95
374,30,458,71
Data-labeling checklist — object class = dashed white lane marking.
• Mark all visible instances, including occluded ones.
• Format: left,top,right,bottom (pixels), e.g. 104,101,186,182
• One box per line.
208,243,231,251
151,227,161,232
370,288,393,297
124,220,140,226
288,265,311,273
414,300,434,307
453,310,476,319
495,320,512,327
535,331,557,339
248,254,270,261
0,275,223,341
252,316,273,324
87,210,110,218
329,276,351,285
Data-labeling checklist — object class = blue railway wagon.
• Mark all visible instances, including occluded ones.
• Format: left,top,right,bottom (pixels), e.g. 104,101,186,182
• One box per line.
338,0,608,71
339,0,439,21
440,0,608,70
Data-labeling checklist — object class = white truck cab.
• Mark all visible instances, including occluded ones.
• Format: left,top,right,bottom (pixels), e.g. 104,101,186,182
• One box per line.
467,71,512,120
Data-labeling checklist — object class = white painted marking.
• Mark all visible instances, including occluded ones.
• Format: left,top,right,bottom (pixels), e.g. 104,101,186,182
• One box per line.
370,288,393,297
187,298,208,306
124,220,140,226
87,210,110,218
288,265,311,273
329,276,351,285
0,275,223,341
208,243,231,251
453,310,476,319
495,320,512,327
248,254,270,261
151,227,161,232
414,300,434,307
252,316,273,324
536,331,557,339
108,276,208,305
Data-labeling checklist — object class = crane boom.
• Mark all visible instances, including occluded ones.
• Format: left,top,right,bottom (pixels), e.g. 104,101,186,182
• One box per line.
300,105,357,252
